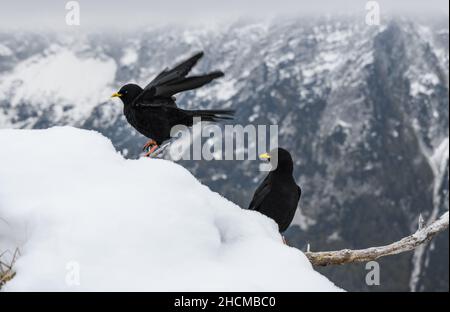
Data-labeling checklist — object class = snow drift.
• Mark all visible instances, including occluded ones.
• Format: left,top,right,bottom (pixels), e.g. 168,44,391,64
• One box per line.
0,127,341,291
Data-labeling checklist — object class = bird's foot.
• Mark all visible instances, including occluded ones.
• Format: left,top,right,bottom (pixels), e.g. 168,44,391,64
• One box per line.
142,139,157,152
144,145,159,157
144,140,174,158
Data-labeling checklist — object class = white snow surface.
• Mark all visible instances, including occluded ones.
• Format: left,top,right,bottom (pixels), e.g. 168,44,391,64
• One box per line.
0,127,341,292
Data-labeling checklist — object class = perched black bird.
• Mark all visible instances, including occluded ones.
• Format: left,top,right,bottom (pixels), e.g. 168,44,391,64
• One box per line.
112,51,234,156
248,148,301,237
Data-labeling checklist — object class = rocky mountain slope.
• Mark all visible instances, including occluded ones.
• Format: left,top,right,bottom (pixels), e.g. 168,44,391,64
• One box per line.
0,16,448,291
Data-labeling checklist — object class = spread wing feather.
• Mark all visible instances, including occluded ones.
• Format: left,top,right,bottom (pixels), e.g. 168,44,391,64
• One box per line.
144,51,204,91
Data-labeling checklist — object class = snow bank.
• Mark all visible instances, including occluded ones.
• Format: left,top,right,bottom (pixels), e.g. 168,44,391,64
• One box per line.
0,127,341,291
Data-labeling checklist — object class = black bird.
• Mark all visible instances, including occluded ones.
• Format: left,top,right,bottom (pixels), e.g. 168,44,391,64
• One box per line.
111,51,234,156
248,148,301,239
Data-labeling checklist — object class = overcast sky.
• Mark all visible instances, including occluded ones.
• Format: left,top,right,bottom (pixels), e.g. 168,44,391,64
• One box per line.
0,0,448,31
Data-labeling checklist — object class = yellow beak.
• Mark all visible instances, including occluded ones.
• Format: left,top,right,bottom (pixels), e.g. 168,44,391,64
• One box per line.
259,153,271,160
111,92,122,98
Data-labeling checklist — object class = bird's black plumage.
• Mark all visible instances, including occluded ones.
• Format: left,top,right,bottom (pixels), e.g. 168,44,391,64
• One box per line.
248,148,301,233
112,52,234,149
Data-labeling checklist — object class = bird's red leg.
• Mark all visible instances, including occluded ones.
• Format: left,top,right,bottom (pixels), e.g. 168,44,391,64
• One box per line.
144,145,159,157
142,139,157,152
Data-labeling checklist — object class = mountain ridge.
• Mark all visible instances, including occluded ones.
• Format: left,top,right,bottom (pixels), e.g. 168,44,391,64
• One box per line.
0,16,448,291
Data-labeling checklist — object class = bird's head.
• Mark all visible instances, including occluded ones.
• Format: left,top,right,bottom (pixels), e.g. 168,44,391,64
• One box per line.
111,84,143,106
259,148,293,172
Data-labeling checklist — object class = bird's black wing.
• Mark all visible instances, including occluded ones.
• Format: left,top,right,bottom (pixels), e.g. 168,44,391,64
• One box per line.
143,52,204,93
248,174,272,211
135,100,234,124
150,72,224,98
132,96,177,108
132,104,191,125
134,51,224,104
297,185,302,202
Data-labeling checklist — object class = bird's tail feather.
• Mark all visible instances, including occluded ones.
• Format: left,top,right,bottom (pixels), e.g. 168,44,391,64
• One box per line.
188,109,235,123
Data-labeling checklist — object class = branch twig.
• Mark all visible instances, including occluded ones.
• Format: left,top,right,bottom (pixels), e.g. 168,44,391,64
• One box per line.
305,212,449,266
0,248,20,288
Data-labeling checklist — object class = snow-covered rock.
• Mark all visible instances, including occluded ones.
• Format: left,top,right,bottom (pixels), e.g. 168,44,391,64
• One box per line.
0,127,341,291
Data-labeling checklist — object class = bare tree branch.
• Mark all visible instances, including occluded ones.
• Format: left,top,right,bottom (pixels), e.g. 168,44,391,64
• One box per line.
0,248,20,288
305,212,449,266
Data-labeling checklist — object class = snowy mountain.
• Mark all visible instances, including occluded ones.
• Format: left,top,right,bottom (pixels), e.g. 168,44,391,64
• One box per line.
0,16,448,291
0,127,341,291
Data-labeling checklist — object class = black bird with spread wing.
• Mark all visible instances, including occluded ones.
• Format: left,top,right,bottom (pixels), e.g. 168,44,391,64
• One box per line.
249,148,301,237
112,52,234,156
